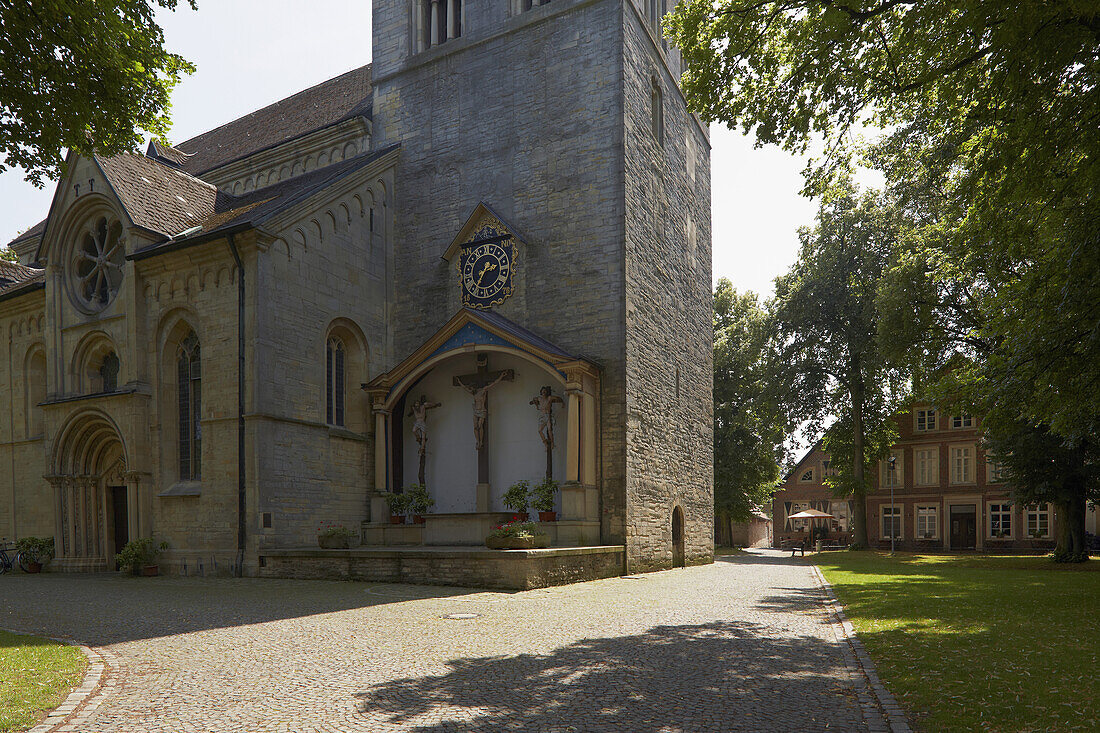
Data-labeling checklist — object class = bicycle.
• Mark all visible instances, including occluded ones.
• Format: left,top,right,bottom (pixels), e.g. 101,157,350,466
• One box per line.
0,538,30,574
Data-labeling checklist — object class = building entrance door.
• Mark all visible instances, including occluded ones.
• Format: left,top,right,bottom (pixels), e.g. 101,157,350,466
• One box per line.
950,505,977,550
111,486,129,556
672,506,685,568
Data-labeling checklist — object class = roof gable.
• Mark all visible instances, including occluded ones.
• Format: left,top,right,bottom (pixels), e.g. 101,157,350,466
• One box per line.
442,202,529,262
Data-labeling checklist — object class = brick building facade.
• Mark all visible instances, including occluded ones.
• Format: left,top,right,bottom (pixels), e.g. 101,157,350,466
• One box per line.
772,404,1086,551
0,0,713,581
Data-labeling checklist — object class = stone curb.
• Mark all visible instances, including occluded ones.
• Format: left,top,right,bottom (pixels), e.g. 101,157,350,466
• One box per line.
808,565,914,733
3,628,115,733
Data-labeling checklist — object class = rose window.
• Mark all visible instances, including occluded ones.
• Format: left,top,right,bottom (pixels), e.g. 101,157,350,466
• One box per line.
71,216,124,311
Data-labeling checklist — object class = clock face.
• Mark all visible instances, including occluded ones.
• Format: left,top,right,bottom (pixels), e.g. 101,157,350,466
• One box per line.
460,238,514,309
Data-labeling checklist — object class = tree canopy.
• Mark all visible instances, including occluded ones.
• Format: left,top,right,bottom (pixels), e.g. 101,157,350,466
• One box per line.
769,179,905,547
0,0,196,186
712,280,786,527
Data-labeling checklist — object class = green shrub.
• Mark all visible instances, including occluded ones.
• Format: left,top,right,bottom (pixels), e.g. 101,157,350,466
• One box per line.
15,536,54,564
531,478,559,512
502,480,530,513
114,538,168,572
386,492,410,516
404,483,435,515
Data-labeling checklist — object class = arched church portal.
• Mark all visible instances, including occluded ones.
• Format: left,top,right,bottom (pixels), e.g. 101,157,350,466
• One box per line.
672,505,686,568
48,410,137,571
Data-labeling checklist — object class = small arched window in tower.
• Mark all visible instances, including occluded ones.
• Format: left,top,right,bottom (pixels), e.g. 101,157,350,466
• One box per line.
327,336,346,427
420,0,462,50
650,77,664,146
178,331,201,481
99,351,119,392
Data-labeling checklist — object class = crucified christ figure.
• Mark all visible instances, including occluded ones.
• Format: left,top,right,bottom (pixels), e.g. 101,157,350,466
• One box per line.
456,371,508,450
408,395,442,457
529,386,564,450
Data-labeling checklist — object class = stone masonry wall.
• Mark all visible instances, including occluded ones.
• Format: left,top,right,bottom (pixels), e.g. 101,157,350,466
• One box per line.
372,0,630,543
620,6,714,570
251,172,395,552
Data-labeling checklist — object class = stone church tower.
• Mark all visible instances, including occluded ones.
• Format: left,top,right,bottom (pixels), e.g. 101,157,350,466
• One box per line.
371,0,714,568
0,0,711,583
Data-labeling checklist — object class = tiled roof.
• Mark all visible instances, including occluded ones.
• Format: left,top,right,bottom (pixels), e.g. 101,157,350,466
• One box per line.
0,259,45,297
6,219,46,250
474,308,577,360
175,64,373,176
130,144,399,259
146,139,193,168
96,153,218,239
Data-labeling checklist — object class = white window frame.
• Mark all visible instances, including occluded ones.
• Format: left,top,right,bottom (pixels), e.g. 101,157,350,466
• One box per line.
881,450,902,488
881,505,902,540
915,408,937,432
914,446,939,486
987,456,1006,484
1025,504,1051,539
915,505,939,540
988,501,1013,538
952,414,974,429
950,444,975,485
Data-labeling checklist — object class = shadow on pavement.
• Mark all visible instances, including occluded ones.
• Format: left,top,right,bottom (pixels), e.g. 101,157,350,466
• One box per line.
354,619,865,732
0,573,483,645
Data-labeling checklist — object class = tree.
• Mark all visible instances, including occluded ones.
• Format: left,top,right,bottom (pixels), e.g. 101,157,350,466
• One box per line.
0,247,15,262
768,179,904,548
665,0,1100,443
982,417,1099,563
712,280,786,538
0,1,197,186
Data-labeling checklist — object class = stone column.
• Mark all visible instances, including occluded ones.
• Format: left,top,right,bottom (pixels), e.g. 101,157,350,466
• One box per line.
373,406,389,492
565,389,581,483
430,0,441,46
582,390,597,486
66,478,77,558
78,478,90,557
127,479,140,542
447,0,457,39
48,477,65,558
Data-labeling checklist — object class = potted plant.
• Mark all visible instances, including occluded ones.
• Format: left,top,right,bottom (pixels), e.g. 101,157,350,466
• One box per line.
532,477,559,522
404,484,435,524
15,536,54,573
115,538,169,576
502,480,530,521
317,522,356,549
485,520,550,550
386,492,410,524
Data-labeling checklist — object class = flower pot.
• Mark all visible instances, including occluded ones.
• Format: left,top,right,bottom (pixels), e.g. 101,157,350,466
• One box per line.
25,561,42,574
412,515,426,525
512,512,530,522
140,564,159,577
389,515,405,525
318,535,351,549
538,511,557,522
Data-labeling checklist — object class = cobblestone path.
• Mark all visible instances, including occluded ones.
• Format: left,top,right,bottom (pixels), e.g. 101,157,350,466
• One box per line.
1,550,888,732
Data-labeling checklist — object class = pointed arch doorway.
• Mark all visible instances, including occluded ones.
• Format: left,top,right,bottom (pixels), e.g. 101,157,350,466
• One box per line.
672,505,686,568
48,410,136,572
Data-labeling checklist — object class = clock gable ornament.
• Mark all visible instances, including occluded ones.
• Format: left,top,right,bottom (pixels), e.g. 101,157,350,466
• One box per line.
444,204,525,311
459,230,515,309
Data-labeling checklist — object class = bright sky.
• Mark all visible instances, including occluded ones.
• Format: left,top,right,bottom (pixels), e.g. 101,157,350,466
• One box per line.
0,1,817,299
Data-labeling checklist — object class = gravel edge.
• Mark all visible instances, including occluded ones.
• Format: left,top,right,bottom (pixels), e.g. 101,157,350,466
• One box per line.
808,565,914,733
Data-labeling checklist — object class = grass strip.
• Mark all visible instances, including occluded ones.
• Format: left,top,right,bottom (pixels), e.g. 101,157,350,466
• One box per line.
816,552,1098,733
0,629,87,733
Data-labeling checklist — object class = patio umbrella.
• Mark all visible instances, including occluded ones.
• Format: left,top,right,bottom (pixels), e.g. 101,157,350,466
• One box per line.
787,509,835,545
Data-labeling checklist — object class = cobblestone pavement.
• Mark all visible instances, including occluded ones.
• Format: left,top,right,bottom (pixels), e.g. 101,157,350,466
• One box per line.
1,549,889,732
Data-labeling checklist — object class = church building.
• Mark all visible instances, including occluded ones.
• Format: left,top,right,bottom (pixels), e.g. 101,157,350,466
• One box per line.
0,0,713,587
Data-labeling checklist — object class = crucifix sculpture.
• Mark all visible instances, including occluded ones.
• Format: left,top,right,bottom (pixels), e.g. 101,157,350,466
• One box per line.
530,386,563,479
453,354,514,484
408,395,441,485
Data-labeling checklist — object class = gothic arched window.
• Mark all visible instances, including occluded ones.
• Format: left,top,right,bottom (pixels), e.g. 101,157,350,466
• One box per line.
177,331,201,481
99,351,119,393
650,77,664,146
327,336,346,427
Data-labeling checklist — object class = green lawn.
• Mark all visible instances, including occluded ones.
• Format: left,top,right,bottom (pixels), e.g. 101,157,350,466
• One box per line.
0,630,86,733
816,552,1099,733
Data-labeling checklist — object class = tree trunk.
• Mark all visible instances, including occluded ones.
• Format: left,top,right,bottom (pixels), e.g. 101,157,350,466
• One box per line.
849,361,870,549
1054,493,1088,562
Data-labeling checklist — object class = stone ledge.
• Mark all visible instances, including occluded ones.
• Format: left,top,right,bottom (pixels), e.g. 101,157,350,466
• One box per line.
257,544,626,590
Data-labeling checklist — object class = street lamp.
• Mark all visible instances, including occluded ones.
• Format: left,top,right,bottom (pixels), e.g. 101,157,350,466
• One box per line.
888,454,896,555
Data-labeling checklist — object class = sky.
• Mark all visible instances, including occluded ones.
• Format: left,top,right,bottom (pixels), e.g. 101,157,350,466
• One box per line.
0,1,818,299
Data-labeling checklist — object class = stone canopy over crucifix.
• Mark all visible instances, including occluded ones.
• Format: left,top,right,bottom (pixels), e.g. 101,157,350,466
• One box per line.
453,353,514,485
